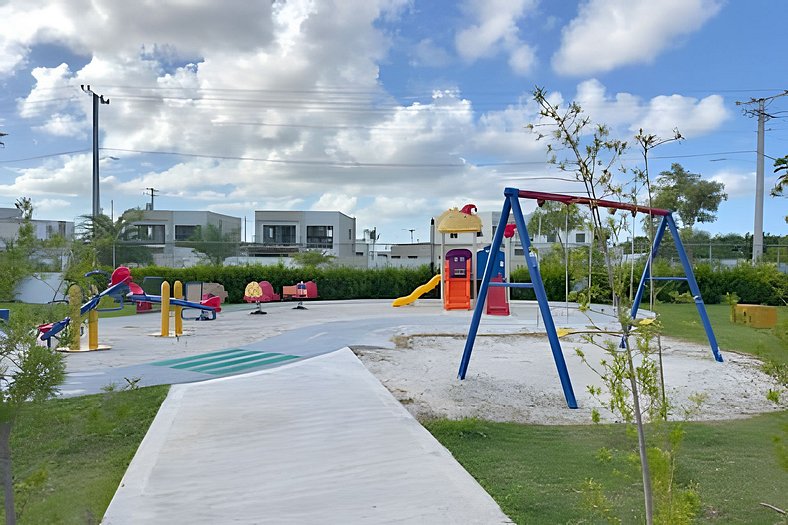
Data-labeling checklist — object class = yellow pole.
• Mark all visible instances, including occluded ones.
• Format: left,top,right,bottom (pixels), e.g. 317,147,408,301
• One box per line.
160,281,171,337
88,309,98,350
174,280,183,336
68,284,82,351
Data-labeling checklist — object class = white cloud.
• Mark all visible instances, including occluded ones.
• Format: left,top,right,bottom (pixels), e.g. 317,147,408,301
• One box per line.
34,197,71,210
0,155,92,198
553,0,723,76
709,169,754,199
311,193,358,216
35,114,85,137
536,80,728,140
18,63,74,118
634,94,729,138
455,0,537,75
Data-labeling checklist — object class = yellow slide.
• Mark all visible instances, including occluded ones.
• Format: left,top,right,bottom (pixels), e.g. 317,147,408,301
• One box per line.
392,274,442,307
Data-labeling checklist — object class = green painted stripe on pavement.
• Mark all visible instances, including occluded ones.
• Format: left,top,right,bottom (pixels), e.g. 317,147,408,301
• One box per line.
190,352,286,373
203,354,300,375
169,350,262,370
152,348,248,367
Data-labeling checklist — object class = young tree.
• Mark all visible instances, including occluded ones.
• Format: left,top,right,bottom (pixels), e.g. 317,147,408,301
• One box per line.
180,224,241,265
76,209,152,268
290,249,336,269
531,87,694,524
0,199,38,301
0,311,66,524
652,163,727,232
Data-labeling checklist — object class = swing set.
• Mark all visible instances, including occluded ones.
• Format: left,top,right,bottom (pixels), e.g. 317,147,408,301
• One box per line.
458,187,724,409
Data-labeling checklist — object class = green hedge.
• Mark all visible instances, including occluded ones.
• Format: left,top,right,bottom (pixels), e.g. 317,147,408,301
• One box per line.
126,259,786,306
129,264,436,302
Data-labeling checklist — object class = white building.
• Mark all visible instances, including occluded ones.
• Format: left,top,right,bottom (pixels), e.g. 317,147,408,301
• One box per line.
0,207,74,249
252,210,357,263
128,210,242,266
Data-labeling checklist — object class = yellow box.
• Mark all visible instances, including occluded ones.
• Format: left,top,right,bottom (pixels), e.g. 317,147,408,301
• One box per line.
733,304,777,329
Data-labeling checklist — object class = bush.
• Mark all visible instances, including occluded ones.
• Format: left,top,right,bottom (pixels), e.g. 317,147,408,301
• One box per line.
129,264,437,302
124,258,787,307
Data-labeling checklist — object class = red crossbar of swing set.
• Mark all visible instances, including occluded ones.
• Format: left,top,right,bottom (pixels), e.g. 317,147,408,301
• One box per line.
517,189,670,217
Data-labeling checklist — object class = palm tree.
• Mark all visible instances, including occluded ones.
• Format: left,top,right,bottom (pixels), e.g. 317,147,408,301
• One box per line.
76,209,152,267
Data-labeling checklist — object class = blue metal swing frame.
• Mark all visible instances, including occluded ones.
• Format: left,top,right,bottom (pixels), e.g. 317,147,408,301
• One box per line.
458,187,723,409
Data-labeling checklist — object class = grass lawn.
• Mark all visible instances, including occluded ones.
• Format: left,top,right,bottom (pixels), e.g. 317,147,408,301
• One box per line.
0,386,169,524
425,412,788,524
654,303,788,368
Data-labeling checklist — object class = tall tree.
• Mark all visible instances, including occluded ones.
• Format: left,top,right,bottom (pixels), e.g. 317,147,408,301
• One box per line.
76,209,152,268
652,163,727,231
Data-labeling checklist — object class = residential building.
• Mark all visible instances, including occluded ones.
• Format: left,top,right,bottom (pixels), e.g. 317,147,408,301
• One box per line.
127,210,242,266
252,210,356,262
0,207,74,249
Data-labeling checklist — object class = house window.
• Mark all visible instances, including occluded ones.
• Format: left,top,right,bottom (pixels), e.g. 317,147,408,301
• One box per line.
514,248,524,256
135,224,166,243
546,233,557,243
348,228,352,240
450,233,458,239
175,225,201,241
263,225,296,245
575,233,586,243
307,225,333,248
476,231,483,237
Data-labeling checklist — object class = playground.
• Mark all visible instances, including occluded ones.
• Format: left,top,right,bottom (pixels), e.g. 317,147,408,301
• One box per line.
5,190,786,522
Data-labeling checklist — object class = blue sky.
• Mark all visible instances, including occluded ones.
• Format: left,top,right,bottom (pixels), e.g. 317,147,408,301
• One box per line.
0,0,786,244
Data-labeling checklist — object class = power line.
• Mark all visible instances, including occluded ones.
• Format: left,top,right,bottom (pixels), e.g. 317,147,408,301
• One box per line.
0,149,91,163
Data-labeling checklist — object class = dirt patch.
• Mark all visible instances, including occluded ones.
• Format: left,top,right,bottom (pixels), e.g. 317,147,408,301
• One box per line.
353,334,786,425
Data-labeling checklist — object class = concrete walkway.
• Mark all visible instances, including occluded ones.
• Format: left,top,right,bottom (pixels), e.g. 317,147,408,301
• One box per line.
102,349,512,524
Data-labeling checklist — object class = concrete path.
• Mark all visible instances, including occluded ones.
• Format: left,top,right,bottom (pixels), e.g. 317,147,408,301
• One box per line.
102,349,513,524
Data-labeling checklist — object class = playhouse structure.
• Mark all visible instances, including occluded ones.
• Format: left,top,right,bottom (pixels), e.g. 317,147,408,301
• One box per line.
432,205,510,314
393,204,511,314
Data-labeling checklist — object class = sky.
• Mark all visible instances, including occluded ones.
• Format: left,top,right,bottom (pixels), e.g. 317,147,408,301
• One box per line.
0,0,786,245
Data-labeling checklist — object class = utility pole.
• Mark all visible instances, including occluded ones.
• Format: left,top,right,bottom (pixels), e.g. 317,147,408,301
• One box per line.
81,85,109,219
736,90,788,262
144,187,159,210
